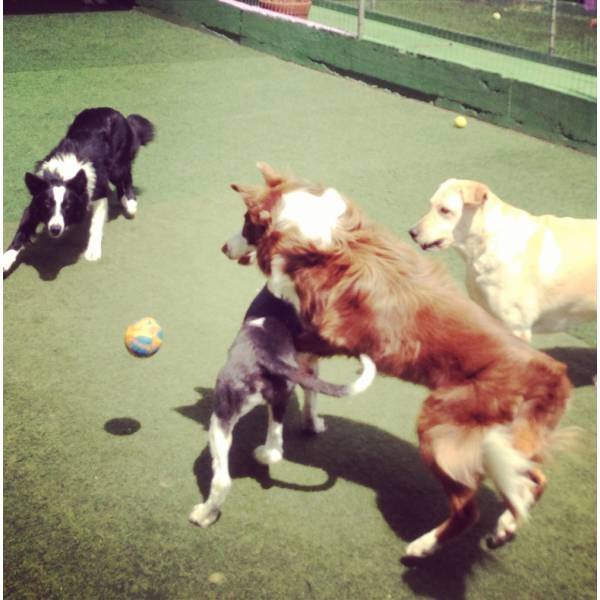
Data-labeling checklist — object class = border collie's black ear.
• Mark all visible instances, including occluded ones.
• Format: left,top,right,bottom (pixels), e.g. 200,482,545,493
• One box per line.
24,172,48,197
68,169,88,196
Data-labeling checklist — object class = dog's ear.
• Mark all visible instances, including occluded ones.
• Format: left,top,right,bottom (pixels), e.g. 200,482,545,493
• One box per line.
24,172,48,197
231,183,253,194
67,169,88,196
256,162,283,188
231,183,258,211
460,181,489,206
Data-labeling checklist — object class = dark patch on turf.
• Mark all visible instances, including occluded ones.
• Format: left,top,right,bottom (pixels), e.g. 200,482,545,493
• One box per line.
104,417,141,436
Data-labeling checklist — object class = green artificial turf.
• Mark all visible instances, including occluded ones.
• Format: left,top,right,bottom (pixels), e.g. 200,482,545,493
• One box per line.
3,9,597,600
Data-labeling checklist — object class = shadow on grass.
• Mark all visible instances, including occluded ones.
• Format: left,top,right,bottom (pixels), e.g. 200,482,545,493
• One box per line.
542,346,596,388
177,387,508,599
4,190,136,281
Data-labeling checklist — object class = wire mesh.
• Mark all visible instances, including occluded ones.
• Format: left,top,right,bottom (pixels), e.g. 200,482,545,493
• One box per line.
353,0,596,65
228,0,596,99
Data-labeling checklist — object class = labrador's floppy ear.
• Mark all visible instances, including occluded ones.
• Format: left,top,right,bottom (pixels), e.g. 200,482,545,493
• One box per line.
460,181,489,206
256,161,283,187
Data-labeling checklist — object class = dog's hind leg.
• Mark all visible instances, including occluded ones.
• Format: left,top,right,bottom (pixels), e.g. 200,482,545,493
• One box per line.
487,467,546,549
254,377,294,465
402,473,479,566
302,387,326,434
84,197,108,261
189,414,235,528
298,354,325,433
402,409,482,565
115,169,137,218
254,395,287,465
481,426,542,548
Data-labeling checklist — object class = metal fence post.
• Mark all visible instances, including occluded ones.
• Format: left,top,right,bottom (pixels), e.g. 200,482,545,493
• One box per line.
549,0,557,55
358,0,366,39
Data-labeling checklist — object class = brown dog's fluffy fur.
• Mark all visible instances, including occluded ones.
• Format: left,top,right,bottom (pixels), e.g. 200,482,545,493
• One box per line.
230,163,572,561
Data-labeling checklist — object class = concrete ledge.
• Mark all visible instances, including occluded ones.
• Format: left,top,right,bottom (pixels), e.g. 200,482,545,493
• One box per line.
137,0,596,154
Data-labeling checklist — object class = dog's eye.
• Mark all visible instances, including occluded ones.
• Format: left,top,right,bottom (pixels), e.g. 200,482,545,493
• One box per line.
240,212,266,245
242,220,265,245
439,207,452,216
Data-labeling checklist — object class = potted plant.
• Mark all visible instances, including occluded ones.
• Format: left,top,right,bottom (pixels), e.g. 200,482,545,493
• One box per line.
258,0,312,19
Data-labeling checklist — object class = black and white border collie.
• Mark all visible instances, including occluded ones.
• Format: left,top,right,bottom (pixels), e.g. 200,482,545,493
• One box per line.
188,286,376,528
3,107,154,275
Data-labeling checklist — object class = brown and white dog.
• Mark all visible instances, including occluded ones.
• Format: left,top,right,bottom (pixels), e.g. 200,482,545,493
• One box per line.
409,179,597,342
222,163,572,564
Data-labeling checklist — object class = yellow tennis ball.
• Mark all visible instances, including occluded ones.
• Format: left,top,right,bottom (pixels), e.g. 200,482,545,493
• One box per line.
125,317,164,357
493,11,501,20
454,116,468,128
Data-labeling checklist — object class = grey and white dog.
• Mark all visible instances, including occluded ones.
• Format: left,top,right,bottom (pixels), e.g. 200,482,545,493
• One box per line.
189,286,376,528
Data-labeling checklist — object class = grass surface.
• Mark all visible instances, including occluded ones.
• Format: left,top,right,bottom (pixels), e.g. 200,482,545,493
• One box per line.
3,8,597,600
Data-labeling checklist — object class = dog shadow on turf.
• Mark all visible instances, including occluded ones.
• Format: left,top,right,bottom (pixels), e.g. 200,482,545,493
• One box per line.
4,189,141,281
177,386,510,600
542,346,596,388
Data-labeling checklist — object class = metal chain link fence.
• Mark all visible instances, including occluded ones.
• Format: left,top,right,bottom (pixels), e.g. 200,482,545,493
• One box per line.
227,0,595,99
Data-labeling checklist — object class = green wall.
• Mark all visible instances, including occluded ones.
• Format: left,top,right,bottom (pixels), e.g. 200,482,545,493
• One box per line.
137,0,596,154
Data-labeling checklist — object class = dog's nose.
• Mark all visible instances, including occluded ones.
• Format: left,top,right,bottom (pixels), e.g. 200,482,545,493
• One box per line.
409,228,418,240
49,224,62,237
221,243,229,256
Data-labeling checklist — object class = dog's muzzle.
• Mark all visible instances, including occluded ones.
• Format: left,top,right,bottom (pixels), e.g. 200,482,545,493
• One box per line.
409,227,444,251
222,232,256,265
49,224,64,238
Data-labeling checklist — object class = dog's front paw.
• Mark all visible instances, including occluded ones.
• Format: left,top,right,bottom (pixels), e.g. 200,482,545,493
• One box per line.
121,197,137,218
253,445,283,465
189,503,220,528
3,249,18,273
84,242,102,262
401,530,440,566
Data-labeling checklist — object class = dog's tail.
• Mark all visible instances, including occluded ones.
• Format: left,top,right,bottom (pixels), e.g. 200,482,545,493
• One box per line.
260,354,376,397
127,114,155,147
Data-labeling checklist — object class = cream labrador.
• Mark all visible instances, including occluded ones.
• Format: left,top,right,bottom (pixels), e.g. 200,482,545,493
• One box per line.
409,179,596,341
